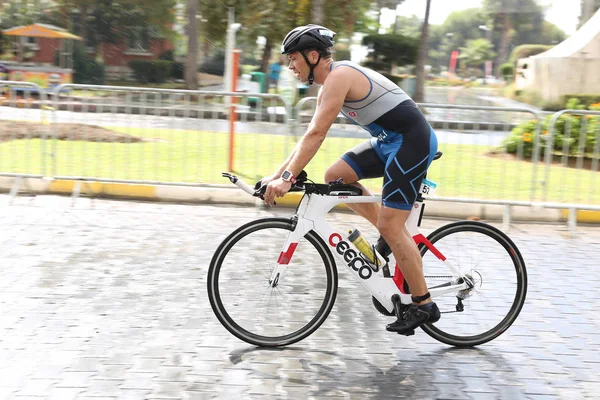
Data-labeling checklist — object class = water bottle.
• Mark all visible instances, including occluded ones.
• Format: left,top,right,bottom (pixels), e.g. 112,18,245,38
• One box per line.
347,228,385,271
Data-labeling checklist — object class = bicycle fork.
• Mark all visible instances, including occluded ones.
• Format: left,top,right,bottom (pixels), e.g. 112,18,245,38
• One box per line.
268,220,306,288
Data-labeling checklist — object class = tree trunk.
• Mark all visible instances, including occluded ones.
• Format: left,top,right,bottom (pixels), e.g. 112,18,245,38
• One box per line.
185,0,199,90
412,0,431,103
580,0,595,27
494,13,512,75
261,37,272,73
312,0,324,24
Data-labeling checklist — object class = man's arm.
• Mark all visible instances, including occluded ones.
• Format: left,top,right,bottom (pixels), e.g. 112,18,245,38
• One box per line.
284,71,352,177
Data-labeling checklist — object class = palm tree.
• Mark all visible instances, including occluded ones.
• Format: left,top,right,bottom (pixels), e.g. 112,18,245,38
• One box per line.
412,0,431,103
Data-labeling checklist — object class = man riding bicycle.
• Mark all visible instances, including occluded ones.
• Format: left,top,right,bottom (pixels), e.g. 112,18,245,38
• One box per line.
260,24,440,334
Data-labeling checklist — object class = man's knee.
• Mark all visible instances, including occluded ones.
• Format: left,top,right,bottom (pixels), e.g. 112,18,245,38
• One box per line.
325,167,351,184
377,219,396,240
325,161,358,184
323,166,338,184
377,209,410,239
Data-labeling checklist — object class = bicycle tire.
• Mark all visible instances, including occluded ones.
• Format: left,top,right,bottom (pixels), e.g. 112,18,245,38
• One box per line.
207,218,338,347
418,220,527,347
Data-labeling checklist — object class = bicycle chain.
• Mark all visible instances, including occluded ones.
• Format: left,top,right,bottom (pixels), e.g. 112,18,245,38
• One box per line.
424,275,465,314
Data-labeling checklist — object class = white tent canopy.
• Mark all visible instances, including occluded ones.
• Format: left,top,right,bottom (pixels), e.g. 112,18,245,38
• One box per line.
516,9,600,103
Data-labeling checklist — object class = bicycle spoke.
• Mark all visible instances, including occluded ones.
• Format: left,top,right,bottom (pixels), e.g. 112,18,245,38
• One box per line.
209,220,335,343
420,221,526,346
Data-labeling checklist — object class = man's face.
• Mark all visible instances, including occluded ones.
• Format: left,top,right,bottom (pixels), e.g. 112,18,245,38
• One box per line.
287,51,310,83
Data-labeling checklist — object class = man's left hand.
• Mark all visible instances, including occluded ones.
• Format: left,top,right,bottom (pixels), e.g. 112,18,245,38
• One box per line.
264,178,293,206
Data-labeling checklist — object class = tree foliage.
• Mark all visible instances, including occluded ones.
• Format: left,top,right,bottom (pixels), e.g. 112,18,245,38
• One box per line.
459,38,495,68
197,0,376,72
424,4,566,74
578,0,600,28
361,34,418,71
0,0,57,29
482,0,544,68
54,0,177,45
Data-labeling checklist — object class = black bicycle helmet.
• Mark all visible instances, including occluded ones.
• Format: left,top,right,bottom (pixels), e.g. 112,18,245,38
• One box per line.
281,24,336,55
281,24,336,85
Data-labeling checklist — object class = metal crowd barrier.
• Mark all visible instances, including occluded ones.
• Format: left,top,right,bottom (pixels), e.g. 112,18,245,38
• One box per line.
544,109,600,205
1,82,599,221
293,98,550,203
43,84,291,186
0,81,51,178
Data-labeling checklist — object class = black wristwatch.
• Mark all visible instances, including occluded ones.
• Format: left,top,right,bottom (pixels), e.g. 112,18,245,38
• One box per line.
281,170,297,184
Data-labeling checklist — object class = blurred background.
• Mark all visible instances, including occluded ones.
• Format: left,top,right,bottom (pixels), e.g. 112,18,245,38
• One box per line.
1,0,599,213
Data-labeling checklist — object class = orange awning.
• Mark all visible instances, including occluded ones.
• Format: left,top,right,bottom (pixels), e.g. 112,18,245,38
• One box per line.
3,24,83,40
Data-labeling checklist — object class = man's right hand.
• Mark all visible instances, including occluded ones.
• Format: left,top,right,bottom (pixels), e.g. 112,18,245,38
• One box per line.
255,174,278,190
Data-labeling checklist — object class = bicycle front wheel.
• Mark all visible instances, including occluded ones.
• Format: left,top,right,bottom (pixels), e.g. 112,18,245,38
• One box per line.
207,218,338,347
419,221,527,347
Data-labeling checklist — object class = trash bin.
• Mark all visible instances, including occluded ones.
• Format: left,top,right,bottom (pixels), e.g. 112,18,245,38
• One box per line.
250,72,267,93
248,71,267,108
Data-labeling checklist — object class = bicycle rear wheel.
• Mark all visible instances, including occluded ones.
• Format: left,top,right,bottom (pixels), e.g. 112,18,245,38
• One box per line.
419,221,527,346
207,218,338,347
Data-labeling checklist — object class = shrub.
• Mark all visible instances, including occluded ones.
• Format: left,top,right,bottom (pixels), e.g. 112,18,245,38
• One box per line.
499,63,514,81
72,44,105,85
199,51,225,76
129,60,151,83
561,94,600,109
540,101,564,111
503,99,600,158
152,60,172,83
129,60,173,83
508,44,553,64
86,61,105,85
171,62,184,80
159,50,174,61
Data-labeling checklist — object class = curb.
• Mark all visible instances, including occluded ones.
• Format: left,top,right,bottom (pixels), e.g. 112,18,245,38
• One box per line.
1,177,599,224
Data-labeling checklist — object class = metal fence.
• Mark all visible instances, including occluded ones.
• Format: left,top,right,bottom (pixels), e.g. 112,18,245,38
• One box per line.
543,109,600,205
1,82,599,213
0,82,291,186
0,81,51,178
294,98,600,210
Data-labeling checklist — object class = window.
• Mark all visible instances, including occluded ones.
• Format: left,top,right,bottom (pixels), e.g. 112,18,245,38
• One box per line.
25,37,39,51
127,26,150,53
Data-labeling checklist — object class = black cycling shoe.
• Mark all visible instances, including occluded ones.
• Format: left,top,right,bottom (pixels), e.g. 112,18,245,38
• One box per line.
386,302,441,335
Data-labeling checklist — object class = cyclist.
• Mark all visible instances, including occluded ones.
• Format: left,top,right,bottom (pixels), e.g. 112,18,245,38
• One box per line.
260,24,440,334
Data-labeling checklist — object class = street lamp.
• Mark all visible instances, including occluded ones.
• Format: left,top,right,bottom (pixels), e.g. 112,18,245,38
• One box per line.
478,25,491,40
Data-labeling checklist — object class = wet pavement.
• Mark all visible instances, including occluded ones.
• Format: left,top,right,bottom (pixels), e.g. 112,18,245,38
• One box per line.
1,194,599,399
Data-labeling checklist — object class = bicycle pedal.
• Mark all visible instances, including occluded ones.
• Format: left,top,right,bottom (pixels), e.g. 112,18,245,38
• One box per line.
398,329,415,336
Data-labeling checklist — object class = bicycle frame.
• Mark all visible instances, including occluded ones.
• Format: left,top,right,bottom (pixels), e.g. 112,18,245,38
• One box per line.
269,192,472,314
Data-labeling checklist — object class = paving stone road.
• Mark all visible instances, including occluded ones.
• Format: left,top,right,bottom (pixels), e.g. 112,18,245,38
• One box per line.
1,194,599,399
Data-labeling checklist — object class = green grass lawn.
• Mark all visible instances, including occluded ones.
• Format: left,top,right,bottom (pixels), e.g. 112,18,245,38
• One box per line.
1,127,598,204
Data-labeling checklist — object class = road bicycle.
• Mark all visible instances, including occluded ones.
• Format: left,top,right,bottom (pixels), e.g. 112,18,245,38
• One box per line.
207,152,527,347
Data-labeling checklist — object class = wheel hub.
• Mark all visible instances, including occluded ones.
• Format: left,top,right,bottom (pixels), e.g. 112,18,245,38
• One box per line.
457,270,482,299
